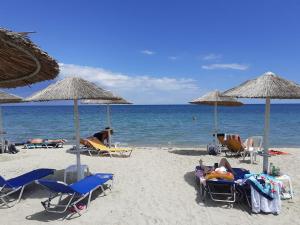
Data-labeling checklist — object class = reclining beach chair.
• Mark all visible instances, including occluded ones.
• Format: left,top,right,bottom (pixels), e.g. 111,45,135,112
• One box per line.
196,167,249,204
215,133,227,152
241,136,263,164
24,142,45,149
24,141,65,149
0,168,54,207
84,139,133,157
216,133,226,146
37,173,113,216
224,135,245,157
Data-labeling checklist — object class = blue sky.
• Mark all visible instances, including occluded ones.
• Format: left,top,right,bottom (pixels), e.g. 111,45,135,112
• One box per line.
1,0,300,104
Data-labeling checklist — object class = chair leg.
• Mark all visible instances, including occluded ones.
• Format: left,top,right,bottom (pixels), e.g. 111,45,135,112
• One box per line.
100,185,106,196
16,186,26,203
242,151,245,161
199,183,206,201
42,193,76,214
0,186,24,208
87,191,92,209
110,178,114,190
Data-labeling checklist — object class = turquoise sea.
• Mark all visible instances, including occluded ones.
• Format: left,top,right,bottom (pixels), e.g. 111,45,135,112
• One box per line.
1,104,300,147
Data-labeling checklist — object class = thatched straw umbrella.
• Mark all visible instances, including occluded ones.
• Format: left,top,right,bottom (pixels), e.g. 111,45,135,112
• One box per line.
82,98,132,147
189,90,243,144
82,98,132,127
0,28,59,88
26,77,121,180
223,71,300,172
0,91,22,152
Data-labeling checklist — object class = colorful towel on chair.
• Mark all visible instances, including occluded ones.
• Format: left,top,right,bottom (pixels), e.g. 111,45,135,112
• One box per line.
244,173,281,200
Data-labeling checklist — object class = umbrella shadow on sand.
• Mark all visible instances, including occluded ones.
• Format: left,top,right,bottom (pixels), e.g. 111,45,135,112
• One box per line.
66,149,131,158
239,158,259,165
0,169,65,210
183,171,251,213
168,149,208,156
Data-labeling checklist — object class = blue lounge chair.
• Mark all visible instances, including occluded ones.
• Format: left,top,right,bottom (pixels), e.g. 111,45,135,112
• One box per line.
0,168,55,207
37,173,113,216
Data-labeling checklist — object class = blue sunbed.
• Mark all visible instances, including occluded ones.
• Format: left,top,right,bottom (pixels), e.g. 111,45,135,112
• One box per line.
0,168,55,207
37,173,114,216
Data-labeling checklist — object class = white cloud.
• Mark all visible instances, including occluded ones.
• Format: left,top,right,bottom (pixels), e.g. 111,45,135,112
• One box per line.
141,49,155,55
59,63,200,104
168,56,178,60
201,63,249,70
203,53,222,60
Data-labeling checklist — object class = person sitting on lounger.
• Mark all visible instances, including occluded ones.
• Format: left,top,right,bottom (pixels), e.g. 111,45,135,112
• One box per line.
80,127,114,148
92,127,113,146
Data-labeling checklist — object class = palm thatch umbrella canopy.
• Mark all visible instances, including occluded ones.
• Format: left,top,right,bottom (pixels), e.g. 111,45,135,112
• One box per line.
189,90,243,106
0,91,23,103
223,71,300,172
82,98,131,105
26,77,122,180
26,77,121,101
0,28,59,88
189,90,243,144
82,98,132,147
0,91,23,152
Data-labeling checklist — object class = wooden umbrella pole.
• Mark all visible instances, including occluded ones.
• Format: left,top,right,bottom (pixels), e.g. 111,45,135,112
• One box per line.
263,97,271,173
214,101,218,144
106,104,111,127
107,104,112,147
0,106,3,153
74,99,82,180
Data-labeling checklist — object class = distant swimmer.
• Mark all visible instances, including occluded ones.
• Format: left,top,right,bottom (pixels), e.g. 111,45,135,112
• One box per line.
192,116,197,121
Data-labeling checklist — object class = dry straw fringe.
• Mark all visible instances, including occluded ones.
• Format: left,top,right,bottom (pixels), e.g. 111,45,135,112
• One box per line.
223,72,300,99
26,77,123,102
0,28,59,88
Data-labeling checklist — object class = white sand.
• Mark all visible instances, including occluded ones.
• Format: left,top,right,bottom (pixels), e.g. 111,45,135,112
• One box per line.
0,146,299,225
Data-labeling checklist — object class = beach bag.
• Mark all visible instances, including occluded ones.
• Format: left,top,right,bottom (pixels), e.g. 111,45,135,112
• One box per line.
207,144,219,155
8,143,18,154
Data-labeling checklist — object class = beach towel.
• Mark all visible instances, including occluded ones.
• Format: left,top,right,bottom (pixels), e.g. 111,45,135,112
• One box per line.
244,173,282,214
245,174,282,213
269,150,289,155
244,173,280,200
251,186,281,214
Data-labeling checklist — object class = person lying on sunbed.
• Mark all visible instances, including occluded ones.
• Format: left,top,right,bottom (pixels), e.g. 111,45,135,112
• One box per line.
200,158,248,181
46,139,67,144
27,138,66,144
28,138,44,144
202,158,236,175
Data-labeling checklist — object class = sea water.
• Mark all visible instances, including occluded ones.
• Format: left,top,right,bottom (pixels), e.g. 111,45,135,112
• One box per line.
2,104,300,147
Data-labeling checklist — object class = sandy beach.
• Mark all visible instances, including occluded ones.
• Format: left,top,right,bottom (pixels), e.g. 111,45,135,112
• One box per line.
0,145,299,225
